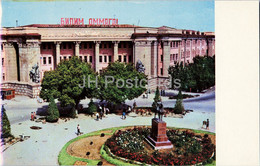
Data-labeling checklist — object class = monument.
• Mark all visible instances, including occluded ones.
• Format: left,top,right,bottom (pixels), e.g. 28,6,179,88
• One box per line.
146,102,173,150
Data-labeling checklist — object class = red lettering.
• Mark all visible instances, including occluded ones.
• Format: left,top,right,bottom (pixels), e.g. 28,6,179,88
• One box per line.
65,18,69,25
99,18,104,25
105,18,108,25
89,18,93,25
61,18,64,25
93,18,98,25
74,18,79,25
70,18,73,25
79,18,84,25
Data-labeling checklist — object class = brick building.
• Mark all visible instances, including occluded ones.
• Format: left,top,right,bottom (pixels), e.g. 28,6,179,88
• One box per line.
0,24,215,97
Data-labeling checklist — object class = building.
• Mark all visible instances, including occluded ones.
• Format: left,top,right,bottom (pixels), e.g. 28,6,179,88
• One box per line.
0,24,215,97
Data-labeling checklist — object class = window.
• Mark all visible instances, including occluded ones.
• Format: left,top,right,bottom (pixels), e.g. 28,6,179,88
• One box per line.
89,43,92,48
161,55,163,62
123,43,126,48
63,43,67,49
43,43,46,50
43,57,47,64
118,43,121,48
104,56,107,63
128,43,132,48
84,43,87,49
124,55,127,62
89,56,92,62
109,56,112,62
79,44,82,49
119,55,122,62
79,56,82,61
2,58,4,66
109,43,112,48
128,55,132,63
161,68,163,75
99,43,102,49
48,57,51,64
99,56,102,62
84,56,87,62
48,43,51,49
104,43,107,48
68,43,72,49
64,56,67,60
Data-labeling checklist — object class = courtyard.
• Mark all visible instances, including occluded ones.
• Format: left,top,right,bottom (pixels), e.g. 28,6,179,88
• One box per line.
2,88,215,165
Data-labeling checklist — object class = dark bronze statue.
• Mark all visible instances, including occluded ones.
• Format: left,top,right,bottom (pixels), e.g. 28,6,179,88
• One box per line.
155,101,164,121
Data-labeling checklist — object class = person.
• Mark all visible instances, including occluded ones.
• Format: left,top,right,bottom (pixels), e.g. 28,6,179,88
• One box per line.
206,119,210,130
96,112,99,121
31,112,34,121
100,111,103,120
133,100,137,109
128,106,131,113
33,112,36,120
106,107,109,115
103,106,106,116
122,109,126,119
77,124,81,135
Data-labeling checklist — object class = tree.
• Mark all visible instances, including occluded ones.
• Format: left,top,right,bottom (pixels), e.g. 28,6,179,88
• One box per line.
46,95,60,122
40,56,97,116
1,106,13,139
174,90,185,114
87,99,97,116
169,56,215,92
152,87,160,113
98,62,147,104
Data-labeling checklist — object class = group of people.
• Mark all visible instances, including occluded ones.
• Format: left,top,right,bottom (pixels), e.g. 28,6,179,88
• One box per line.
202,119,210,130
96,105,110,121
30,112,37,121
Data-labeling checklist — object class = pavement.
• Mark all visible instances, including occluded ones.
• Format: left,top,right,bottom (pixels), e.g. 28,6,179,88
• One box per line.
1,89,215,165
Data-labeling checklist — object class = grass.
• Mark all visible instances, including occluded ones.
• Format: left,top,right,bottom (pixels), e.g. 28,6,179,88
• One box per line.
58,126,215,165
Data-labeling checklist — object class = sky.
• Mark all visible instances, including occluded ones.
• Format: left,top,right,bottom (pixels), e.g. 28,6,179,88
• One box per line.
1,0,214,32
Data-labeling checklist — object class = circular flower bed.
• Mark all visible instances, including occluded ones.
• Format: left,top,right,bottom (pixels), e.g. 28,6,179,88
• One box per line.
105,127,215,165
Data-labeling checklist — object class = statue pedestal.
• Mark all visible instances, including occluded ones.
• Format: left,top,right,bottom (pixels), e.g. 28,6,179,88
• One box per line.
146,118,173,150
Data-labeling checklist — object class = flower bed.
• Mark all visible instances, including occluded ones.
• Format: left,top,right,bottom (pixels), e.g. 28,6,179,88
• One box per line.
105,127,215,165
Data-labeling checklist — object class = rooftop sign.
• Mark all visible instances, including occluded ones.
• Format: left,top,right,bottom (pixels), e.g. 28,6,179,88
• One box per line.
60,18,119,26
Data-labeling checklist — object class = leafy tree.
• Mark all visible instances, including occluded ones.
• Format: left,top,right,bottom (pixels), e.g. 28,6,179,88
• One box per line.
152,87,160,113
46,95,60,122
169,56,215,92
1,106,13,139
98,62,147,104
87,99,97,115
40,56,97,116
174,90,185,114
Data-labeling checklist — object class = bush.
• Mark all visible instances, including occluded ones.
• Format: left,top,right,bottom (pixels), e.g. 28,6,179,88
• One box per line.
46,96,59,122
1,106,13,139
87,99,97,115
174,90,184,114
69,107,77,118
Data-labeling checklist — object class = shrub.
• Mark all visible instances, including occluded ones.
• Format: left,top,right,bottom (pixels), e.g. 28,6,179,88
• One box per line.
174,90,184,114
1,106,13,139
46,96,59,122
87,99,97,115
69,107,77,118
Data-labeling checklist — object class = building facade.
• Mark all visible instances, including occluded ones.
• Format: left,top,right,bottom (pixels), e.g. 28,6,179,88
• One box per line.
0,24,215,97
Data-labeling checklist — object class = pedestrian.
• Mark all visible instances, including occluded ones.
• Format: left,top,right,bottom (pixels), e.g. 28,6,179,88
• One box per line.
100,111,103,120
33,112,36,120
122,109,126,119
77,124,81,135
96,112,99,121
128,106,131,113
31,112,34,121
133,100,137,109
103,106,106,116
206,119,210,130
106,107,109,115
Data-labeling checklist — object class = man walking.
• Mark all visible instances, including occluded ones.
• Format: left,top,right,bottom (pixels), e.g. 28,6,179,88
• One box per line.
96,112,99,121
77,124,81,135
206,119,210,130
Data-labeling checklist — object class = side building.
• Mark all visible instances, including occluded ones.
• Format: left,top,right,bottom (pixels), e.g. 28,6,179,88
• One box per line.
0,24,215,98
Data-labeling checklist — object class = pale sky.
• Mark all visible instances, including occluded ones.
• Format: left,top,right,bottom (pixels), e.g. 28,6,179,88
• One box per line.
1,0,215,32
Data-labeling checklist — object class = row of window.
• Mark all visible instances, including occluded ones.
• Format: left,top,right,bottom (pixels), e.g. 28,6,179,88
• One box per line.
42,42,133,50
170,41,179,48
170,54,178,62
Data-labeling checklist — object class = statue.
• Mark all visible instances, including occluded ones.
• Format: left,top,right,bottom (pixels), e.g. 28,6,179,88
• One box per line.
29,63,40,83
155,101,164,121
136,59,145,73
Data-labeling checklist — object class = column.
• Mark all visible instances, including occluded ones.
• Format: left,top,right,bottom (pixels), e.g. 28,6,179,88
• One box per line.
207,39,213,56
151,41,158,77
183,39,187,66
178,41,181,63
55,41,61,67
112,41,119,62
94,41,101,72
3,42,18,81
162,40,170,77
74,41,81,57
